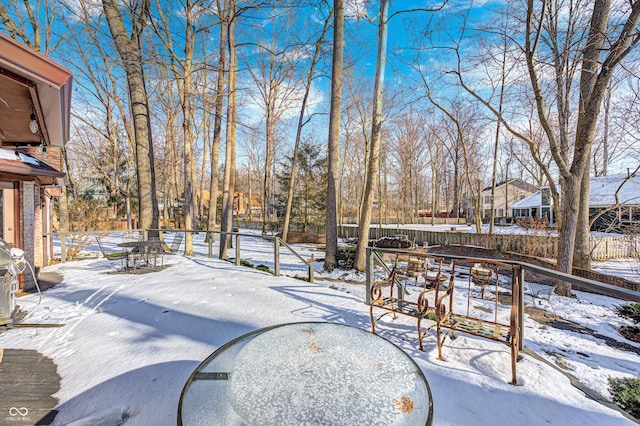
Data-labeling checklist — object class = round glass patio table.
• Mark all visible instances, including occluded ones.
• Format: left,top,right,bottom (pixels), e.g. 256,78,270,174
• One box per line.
178,322,433,425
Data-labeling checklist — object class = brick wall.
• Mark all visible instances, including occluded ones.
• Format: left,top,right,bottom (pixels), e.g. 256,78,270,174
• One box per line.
33,184,43,267
20,181,35,290
19,146,63,171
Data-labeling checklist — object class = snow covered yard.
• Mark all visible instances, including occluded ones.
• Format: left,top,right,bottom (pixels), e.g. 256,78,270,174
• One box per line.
1,232,639,425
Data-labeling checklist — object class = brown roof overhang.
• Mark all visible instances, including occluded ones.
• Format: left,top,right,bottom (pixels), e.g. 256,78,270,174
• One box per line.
0,33,73,148
0,153,65,186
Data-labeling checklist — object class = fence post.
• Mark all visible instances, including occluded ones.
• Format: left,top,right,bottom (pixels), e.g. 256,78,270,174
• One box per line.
519,266,525,351
274,237,280,276
208,231,213,258
235,234,241,266
60,233,67,263
366,247,374,305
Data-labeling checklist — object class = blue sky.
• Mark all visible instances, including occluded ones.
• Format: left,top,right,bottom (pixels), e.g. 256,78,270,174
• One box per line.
3,0,637,180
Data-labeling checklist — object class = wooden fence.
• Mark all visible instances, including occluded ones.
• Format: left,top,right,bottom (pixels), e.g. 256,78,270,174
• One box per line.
590,235,640,260
339,225,640,261
156,221,638,260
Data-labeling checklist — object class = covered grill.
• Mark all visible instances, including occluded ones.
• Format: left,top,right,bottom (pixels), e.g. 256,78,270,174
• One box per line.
0,238,26,326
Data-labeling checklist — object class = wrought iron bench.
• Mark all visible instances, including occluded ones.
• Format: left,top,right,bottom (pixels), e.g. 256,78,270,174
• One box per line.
434,259,521,385
370,254,453,350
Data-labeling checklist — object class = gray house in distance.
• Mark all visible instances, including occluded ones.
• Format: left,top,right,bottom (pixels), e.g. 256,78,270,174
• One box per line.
479,178,538,220
510,173,640,230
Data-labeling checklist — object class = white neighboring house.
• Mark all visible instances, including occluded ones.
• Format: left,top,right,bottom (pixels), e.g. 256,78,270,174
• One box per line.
589,173,640,230
479,178,538,220
510,173,640,229
510,187,554,224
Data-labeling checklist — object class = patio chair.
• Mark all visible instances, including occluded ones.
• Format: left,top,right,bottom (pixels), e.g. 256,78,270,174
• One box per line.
96,238,129,269
164,233,183,255
146,236,164,270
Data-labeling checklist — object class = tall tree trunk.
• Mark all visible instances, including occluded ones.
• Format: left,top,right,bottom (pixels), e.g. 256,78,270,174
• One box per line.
102,0,158,232
354,0,388,271
207,0,227,241
489,25,508,236
262,117,273,234
552,0,621,294
58,147,70,232
324,0,344,269
453,149,460,219
219,0,237,259
574,158,592,268
430,167,437,226
282,13,331,243
183,72,195,254
522,0,640,295
602,85,611,176
247,163,252,217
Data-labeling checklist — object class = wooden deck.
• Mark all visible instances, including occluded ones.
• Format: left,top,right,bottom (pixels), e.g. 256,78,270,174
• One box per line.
0,348,59,425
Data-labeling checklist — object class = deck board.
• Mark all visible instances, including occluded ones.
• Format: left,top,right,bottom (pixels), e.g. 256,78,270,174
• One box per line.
0,348,59,425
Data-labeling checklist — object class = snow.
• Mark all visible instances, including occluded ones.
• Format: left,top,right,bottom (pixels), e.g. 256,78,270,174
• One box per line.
590,174,640,207
505,173,640,209
510,191,544,209
346,222,560,236
0,147,42,166
592,259,640,282
1,230,639,425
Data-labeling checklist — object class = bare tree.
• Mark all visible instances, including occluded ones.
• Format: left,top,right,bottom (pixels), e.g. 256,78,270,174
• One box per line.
388,112,430,223
207,0,228,240
219,0,238,259
527,0,640,291
324,0,344,269
353,0,389,271
102,0,159,232
0,0,56,55
281,7,332,243
152,0,219,253
62,2,142,228
243,7,305,235
444,0,640,295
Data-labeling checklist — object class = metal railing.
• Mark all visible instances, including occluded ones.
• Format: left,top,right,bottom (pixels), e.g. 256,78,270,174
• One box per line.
366,247,640,352
55,228,321,282
350,226,640,261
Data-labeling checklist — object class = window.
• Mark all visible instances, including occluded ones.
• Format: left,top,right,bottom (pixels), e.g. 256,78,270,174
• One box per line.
541,188,551,206
484,195,493,204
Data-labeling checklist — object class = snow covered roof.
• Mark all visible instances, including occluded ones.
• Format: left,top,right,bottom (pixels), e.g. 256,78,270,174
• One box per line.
510,174,640,210
510,192,542,209
589,173,640,207
0,147,65,184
